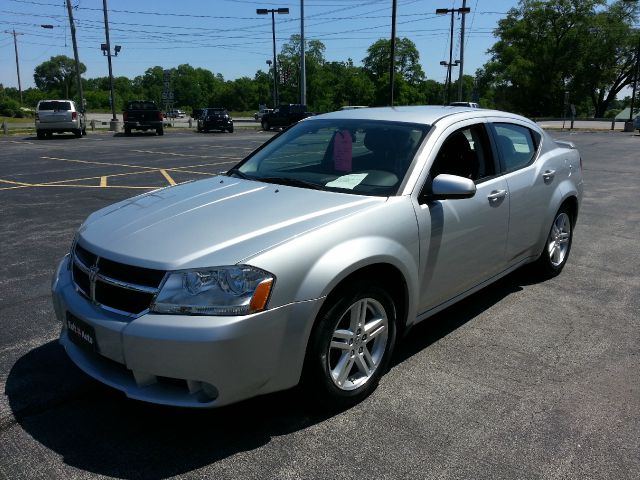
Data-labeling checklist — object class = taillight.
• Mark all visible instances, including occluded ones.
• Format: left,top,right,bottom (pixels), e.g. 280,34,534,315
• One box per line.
157,111,163,121
123,111,128,121
72,111,77,120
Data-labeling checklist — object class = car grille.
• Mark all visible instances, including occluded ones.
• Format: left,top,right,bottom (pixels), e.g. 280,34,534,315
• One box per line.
71,243,166,317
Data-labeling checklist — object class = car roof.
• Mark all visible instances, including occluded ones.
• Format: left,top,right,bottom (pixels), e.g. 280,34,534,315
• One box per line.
307,105,533,127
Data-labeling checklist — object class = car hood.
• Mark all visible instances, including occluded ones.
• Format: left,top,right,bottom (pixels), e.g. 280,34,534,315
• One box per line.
78,176,383,270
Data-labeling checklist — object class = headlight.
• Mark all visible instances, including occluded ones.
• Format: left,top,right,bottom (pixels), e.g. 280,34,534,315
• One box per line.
151,265,274,316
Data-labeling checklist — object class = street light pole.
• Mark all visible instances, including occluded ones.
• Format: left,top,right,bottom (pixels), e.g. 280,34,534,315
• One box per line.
300,0,306,106
390,0,397,106
257,7,289,108
440,60,460,105
457,0,469,101
436,6,471,105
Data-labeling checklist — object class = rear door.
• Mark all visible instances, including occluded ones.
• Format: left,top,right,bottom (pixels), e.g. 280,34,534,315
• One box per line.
38,101,73,123
488,121,560,264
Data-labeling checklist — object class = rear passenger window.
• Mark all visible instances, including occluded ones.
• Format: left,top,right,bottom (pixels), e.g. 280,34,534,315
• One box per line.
493,123,539,173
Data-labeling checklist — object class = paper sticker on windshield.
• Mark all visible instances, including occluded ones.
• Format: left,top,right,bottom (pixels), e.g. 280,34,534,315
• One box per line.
326,173,368,190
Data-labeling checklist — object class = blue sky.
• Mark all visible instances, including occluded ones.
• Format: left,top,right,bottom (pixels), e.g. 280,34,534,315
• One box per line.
1,0,519,90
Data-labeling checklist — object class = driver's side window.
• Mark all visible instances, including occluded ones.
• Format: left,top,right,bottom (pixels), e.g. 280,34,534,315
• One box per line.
430,124,495,182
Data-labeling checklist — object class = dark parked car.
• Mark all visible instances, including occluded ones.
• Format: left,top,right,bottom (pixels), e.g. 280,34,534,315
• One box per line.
261,104,313,130
123,100,164,135
197,108,234,133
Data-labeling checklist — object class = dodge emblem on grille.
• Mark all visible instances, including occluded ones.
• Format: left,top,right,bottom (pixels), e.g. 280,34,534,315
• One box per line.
88,261,99,304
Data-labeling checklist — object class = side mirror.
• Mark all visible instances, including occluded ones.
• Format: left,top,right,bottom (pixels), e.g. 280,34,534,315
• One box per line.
423,174,476,202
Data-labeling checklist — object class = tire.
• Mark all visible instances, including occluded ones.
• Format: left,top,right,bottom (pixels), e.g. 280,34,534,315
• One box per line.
124,127,131,135
156,128,164,136
262,120,270,131
81,127,87,136
228,125,234,133
74,129,82,138
303,282,397,409
197,126,202,133
531,205,574,278
46,132,53,139
36,131,45,140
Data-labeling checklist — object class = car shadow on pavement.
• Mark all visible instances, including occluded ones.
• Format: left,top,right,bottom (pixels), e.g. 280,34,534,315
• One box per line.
5,268,537,479
392,268,532,367
5,341,333,478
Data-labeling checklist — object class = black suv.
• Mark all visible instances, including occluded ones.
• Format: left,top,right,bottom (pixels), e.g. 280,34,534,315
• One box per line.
197,108,234,133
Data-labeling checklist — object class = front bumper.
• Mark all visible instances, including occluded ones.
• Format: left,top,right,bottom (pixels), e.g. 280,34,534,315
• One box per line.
199,119,233,130
52,255,322,407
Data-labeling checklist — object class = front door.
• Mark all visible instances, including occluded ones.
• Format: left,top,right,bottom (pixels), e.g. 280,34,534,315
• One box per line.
415,122,509,314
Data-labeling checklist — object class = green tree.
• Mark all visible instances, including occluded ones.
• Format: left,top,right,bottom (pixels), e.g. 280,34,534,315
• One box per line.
33,55,86,100
362,37,425,106
479,0,639,117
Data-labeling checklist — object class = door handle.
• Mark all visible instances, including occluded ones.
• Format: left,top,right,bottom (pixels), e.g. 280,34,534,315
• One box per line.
543,170,556,182
487,189,507,203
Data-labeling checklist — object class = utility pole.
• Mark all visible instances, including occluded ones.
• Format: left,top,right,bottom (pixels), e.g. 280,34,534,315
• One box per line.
390,0,397,106
102,0,119,130
300,0,306,106
6,30,24,104
457,0,469,101
65,0,84,111
436,5,470,105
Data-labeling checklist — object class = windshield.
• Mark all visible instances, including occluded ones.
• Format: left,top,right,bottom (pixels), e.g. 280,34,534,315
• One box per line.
232,119,430,196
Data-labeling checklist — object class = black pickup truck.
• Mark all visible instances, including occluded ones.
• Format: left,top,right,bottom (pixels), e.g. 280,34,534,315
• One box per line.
260,104,313,131
123,100,164,135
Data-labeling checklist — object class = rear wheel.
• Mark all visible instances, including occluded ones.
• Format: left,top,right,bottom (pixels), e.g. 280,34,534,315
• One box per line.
81,127,87,136
531,205,574,278
124,126,131,135
303,283,397,409
74,129,82,138
262,120,270,131
36,130,45,140
156,127,164,136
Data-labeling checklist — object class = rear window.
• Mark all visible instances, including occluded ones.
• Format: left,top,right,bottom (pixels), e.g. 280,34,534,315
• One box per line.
38,101,72,111
127,101,158,110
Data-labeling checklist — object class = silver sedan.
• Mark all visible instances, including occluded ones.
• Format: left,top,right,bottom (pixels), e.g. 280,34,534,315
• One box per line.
51,106,583,408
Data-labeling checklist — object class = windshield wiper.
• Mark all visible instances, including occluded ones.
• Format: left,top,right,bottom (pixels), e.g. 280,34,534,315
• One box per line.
258,176,326,191
226,168,253,180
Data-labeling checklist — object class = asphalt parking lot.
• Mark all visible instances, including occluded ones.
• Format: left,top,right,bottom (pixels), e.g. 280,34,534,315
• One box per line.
0,128,638,479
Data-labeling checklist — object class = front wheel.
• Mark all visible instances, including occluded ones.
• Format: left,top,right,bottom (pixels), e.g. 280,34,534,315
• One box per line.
262,120,270,131
227,125,234,133
156,128,164,136
303,283,397,409
531,205,574,278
